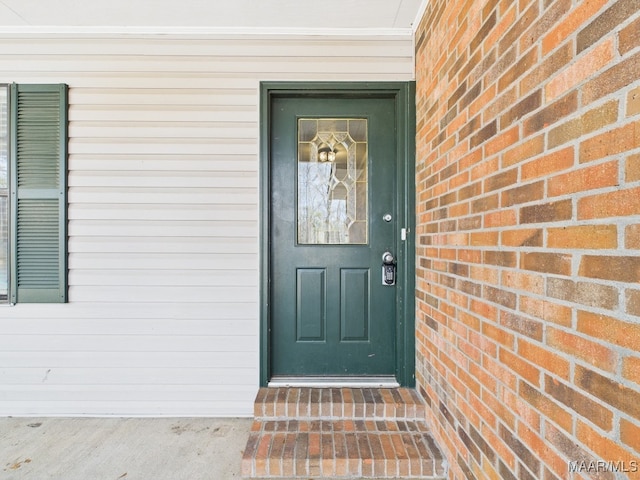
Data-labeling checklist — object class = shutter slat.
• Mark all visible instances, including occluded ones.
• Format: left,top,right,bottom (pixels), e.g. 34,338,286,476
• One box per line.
10,84,68,303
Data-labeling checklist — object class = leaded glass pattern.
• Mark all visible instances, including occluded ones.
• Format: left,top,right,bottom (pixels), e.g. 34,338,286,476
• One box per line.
297,118,368,244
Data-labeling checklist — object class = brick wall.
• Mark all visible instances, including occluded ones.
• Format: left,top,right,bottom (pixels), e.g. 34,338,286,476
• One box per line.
414,0,640,479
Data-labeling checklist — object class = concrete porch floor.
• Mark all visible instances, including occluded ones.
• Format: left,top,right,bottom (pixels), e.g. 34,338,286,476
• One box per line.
0,417,254,479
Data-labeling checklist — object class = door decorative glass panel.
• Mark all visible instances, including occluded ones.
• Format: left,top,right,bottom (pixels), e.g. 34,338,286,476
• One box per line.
297,118,367,244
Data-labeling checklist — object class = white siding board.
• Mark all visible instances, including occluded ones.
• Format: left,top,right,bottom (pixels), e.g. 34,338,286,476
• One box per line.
1,319,256,336
69,156,258,172
69,139,258,156
0,58,412,77
69,270,257,287
0,351,258,368
70,123,258,140
0,335,255,353
0,33,413,416
68,188,257,205
69,253,257,270
1,369,257,385
68,171,257,189
69,286,258,303
68,220,257,237
70,88,259,106
68,237,258,254
69,105,258,123
69,204,258,221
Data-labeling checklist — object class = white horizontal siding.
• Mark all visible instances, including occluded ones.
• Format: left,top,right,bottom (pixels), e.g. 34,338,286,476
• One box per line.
0,33,414,416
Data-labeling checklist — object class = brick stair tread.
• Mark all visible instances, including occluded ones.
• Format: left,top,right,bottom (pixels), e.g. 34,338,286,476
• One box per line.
243,388,447,479
242,419,446,479
254,387,426,421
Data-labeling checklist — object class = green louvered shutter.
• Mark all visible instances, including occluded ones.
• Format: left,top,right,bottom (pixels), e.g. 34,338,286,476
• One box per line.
10,84,68,303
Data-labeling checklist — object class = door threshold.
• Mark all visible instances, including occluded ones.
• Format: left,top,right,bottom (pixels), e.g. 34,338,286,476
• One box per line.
268,375,400,388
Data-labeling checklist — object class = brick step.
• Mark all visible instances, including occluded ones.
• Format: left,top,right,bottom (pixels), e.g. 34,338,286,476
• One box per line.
242,388,446,479
241,419,446,479
253,387,427,421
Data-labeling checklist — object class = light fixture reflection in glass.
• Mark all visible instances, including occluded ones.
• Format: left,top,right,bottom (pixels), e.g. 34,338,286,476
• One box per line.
318,146,336,162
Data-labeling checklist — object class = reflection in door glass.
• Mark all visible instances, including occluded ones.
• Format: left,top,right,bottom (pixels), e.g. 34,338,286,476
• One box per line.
297,118,367,244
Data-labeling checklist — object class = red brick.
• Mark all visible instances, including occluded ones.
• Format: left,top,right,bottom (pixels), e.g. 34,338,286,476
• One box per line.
484,168,518,192
579,120,640,163
518,339,570,380
482,322,514,349
577,0,640,53
582,50,640,104
576,421,636,465
519,296,572,327
497,422,539,474
498,1,539,56
545,38,614,102
579,255,640,283
548,100,618,149
627,288,640,316
470,231,499,246
500,90,542,130
619,14,640,54
519,0,572,53
547,327,617,372
545,376,613,431
501,228,543,247
502,135,544,167
576,364,640,420
521,252,571,276
485,386,516,428
485,126,520,157
471,120,498,148
578,185,640,219
520,199,572,224
547,224,617,249
623,356,640,386
500,348,541,386
484,250,517,268
498,47,538,91
517,423,568,477
620,419,640,454
520,380,573,433
628,87,640,117
627,153,640,182
577,310,640,352
547,278,618,310
501,311,543,341
520,146,574,180
541,0,608,55
520,42,572,95
523,91,578,137
547,160,619,197
501,270,544,295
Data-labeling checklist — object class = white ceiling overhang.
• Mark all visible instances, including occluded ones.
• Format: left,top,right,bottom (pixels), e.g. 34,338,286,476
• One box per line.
0,0,427,35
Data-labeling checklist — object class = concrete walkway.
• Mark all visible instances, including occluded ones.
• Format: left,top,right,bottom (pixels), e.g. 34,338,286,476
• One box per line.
0,417,253,480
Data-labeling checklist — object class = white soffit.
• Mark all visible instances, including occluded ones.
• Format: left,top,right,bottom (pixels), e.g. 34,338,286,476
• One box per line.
0,0,423,35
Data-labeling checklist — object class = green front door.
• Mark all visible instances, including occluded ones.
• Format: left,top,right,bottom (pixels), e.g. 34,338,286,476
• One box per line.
269,92,401,380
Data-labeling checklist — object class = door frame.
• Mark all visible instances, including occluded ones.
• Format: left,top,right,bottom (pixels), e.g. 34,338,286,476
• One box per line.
259,82,416,387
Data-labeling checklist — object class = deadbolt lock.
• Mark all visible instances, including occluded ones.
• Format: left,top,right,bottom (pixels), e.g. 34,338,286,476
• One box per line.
382,251,396,286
